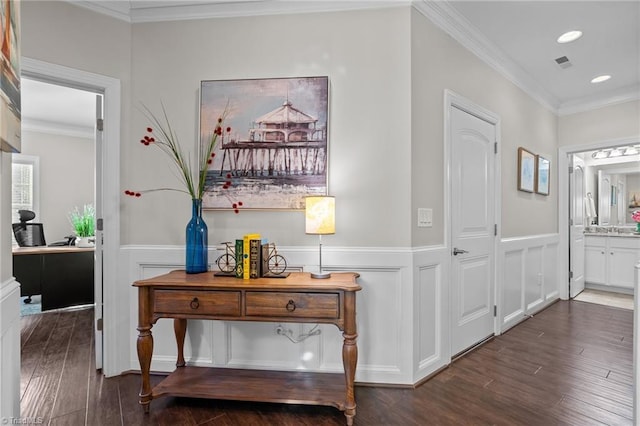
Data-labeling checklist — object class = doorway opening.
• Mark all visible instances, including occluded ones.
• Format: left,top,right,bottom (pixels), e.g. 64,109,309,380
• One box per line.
14,77,98,315
20,58,121,376
560,139,640,301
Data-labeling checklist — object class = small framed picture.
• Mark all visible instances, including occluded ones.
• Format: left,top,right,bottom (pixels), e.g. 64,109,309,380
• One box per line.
535,155,550,195
517,147,536,193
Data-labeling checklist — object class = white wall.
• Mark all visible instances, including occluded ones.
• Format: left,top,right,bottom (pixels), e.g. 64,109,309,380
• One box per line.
559,100,640,147
0,151,20,419
410,9,558,242
20,130,94,242
126,8,412,247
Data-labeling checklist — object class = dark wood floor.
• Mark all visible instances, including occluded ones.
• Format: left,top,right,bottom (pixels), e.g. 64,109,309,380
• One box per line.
20,300,633,425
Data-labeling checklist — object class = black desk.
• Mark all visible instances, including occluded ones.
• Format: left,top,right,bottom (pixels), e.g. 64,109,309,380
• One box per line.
13,246,94,311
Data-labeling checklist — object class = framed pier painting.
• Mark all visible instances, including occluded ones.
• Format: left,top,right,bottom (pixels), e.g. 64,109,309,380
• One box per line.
199,76,329,210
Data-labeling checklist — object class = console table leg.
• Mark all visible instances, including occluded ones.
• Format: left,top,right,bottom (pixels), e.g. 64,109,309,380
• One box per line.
136,288,154,413
342,291,358,425
174,318,187,367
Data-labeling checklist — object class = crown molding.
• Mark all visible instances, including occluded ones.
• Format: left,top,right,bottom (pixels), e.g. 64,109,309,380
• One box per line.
72,0,408,23
557,84,640,116
412,0,559,114
68,0,636,117
71,0,132,22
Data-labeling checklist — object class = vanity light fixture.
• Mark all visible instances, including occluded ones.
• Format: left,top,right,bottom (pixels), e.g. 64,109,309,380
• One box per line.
609,148,622,157
557,30,583,43
591,145,640,159
591,75,611,83
592,150,609,159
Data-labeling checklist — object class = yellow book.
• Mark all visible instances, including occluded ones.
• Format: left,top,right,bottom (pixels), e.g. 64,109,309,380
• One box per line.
242,233,260,279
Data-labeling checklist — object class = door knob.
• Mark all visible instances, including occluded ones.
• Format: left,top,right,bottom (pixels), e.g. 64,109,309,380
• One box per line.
453,248,469,256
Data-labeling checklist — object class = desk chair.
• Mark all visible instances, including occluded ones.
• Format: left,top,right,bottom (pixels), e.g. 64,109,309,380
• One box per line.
12,222,46,247
13,210,46,247
12,210,46,303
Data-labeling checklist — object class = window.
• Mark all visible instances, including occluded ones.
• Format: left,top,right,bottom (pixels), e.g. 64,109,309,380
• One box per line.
11,154,40,223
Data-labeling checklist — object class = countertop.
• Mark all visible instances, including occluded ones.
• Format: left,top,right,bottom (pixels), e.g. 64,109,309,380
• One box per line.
583,232,640,238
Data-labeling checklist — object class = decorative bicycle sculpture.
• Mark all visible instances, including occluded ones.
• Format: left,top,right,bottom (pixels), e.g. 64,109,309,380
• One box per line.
216,241,240,275
215,241,288,277
262,242,287,276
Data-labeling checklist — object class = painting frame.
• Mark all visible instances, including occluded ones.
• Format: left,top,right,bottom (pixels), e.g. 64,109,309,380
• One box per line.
517,147,536,193
535,155,550,196
199,76,329,210
0,0,21,153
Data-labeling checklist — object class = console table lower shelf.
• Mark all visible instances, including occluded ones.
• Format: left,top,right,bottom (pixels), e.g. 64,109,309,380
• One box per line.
152,366,348,410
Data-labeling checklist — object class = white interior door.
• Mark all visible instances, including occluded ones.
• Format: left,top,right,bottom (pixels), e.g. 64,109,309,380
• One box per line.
94,94,104,369
450,105,496,357
569,155,585,298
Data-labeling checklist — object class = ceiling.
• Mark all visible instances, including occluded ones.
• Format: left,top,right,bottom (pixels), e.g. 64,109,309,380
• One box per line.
21,78,97,138
21,0,640,135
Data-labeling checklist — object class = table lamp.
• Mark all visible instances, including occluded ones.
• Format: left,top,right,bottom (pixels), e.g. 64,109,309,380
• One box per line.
305,196,335,279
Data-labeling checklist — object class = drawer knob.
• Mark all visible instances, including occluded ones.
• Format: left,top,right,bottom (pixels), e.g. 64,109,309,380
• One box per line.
190,297,200,310
286,299,296,312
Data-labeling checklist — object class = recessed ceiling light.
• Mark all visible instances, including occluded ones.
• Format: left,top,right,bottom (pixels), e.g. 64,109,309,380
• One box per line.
591,75,611,83
557,30,583,43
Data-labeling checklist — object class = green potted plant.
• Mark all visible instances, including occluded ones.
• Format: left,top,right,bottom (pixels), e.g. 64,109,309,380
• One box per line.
69,204,95,247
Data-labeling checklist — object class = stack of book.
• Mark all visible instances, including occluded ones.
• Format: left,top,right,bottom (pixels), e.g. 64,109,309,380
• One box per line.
215,234,289,279
240,233,263,279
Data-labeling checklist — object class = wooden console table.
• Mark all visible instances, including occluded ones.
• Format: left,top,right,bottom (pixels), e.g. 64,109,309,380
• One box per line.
134,270,361,425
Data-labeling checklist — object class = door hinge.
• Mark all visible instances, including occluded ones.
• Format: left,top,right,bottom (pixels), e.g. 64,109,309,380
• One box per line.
494,224,497,236
97,118,104,132
568,166,573,174
97,218,103,231
97,318,103,331
493,305,497,317
569,218,573,226
569,271,573,279
494,142,498,154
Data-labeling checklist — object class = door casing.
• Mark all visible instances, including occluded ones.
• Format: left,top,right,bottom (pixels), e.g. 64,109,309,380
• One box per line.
21,57,122,376
558,137,639,300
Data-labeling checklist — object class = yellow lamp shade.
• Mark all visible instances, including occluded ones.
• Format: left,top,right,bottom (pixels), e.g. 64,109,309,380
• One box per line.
305,196,335,235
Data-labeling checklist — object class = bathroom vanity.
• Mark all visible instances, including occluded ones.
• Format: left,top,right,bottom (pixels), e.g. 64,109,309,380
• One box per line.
584,233,640,291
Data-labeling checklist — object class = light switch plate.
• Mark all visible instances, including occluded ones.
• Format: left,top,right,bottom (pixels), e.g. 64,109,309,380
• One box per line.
417,208,432,228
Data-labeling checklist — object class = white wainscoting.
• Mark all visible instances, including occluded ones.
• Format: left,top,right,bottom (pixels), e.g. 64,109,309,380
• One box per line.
499,234,561,332
633,261,639,424
118,237,559,386
412,245,450,383
121,245,428,385
0,278,21,419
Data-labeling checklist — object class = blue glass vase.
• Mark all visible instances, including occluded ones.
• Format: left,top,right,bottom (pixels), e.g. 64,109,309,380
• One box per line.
185,199,208,274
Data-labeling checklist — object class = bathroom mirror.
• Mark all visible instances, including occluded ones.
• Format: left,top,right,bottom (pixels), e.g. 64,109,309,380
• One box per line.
597,168,640,226
597,171,611,225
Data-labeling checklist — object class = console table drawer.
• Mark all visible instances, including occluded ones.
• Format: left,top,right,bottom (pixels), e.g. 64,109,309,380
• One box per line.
246,292,339,319
154,290,241,316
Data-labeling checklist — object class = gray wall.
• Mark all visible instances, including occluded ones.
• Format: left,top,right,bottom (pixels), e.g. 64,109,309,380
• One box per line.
20,130,95,242
411,9,558,240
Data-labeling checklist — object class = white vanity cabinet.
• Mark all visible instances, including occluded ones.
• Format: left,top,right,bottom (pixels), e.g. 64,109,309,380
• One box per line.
584,235,640,289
